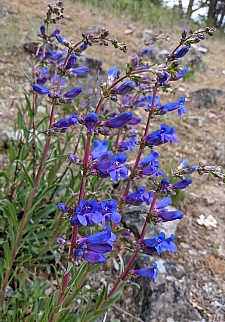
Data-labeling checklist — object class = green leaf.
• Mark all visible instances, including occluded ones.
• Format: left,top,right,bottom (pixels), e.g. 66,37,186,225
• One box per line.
44,155,67,165
22,68,33,86
0,199,19,233
24,91,34,117
2,241,11,268
16,160,34,188
94,283,108,310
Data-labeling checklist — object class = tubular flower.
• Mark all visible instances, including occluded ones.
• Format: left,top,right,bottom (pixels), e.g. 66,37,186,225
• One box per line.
153,196,184,222
107,66,120,85
157,97,186,116
138,150,163,177
53,114,78,130
125,186,154,206
175,46,190,58
102,112,133,128
171,178,192,190
143,124,178,146
33,84,50,95
84,112,98,131
74,225,116,264
168,68,188,81
63,86,82,98
71,200,102,226
131,262,158,282
117,80,136,95
98,200,121,226
69,66,89,76
140,232,177,255
108,153,129,182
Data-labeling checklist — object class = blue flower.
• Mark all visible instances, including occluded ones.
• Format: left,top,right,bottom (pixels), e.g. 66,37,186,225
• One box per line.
84,112,98,131
172,178,192,190
50,52,65,61
74,225,115,264
108,153,129,182
57,203,70,213
119,137,136,152
98,200,121,226
125,186,153,206
131,262,158,282
63,86,82,98
55,33,69,46
40,24,46,35
157,97,186,116
51,28,60,37
168,68,188,81
107,66,120,85
90,140,109,160
71,200,103,226
65,53,77,69
154,196,184,222
33,84,50,95
69,66,89,75
160,178,170,192
143,124,178,146
175,46,190,58
103,112,133,128
140,232,177,255
140,48,153,55
117,80,136,95
53,114,78,130
138,150,163,177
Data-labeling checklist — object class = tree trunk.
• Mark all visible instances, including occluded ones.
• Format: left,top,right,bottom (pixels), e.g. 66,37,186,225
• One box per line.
187,0,195,18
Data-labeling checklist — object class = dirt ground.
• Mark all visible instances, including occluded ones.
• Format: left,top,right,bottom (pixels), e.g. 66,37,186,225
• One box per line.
0,0,225,321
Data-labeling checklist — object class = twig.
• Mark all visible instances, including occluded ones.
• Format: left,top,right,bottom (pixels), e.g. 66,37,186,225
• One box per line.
112,304,144,322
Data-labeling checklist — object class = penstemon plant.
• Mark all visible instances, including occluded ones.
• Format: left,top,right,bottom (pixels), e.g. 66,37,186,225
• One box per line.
0,1,224,321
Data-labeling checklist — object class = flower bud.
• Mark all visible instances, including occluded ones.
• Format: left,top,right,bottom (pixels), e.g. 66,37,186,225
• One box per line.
65,53,77,69
103,112,133,128
117,80,136,95
63,86,82,98
84,112,98,130
40,24,46,35
175,46,189,58
33,84,49,95
57,203,70,213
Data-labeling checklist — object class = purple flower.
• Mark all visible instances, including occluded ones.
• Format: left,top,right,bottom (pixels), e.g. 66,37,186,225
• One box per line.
119,137,136,152
50,52,65,61
53,114,78,130
107,66,120,85
74,225,115,264
69,66,89,75
90,140,109,160
55,33,69,46
154,196,184,222
143,124,178,146
157,71,170,86
131,262,158,282
138,150,163,177
36,76,47,85
84,113,98,131
63,86,82,98
71,200,102,226
40,24,46,35
108,153,129,182
168,68,188,81
175,46,190,58
79,42,88,52
33,84,50,95
140,232,177,255
183,165,198,174
125,186,153,206
160,178,169,192
178,159,188,169
65,53,77,69
68,154,80,164
98,200,121,226
117,80,136,95
171,178,192,190
51,28,60,37
140,48,153,55
157,97,186,116
102,112,133,128
57,203,70,213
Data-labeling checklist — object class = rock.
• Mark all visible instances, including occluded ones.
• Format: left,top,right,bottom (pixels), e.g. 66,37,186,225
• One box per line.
77,55,104,75
188,116,204,127
122,205,181,239
197,46,208,54
190,88,225,108
87,25,103,34
124,29,133,35
183,47,203,69
142,29,154,43
128,254,201,322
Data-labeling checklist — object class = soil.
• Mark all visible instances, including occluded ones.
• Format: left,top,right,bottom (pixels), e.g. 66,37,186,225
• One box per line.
0,0,225,321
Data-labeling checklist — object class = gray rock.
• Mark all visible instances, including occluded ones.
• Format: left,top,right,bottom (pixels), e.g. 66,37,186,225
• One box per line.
87,25,103,34
190,88,225,108
128,254,201,322
122,205,181,239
